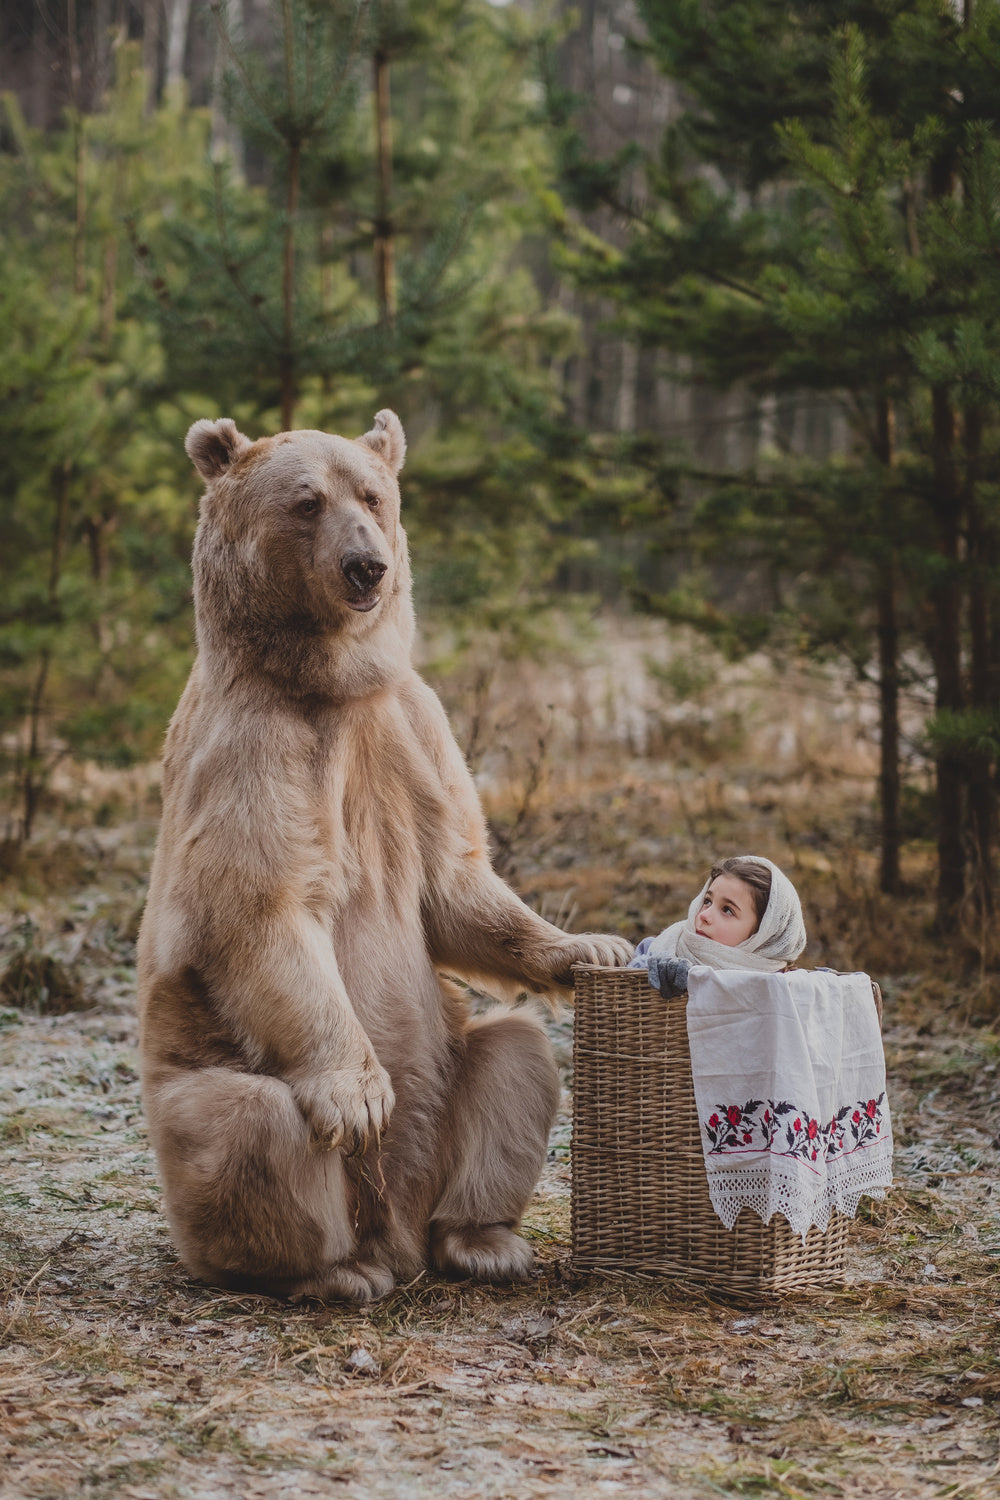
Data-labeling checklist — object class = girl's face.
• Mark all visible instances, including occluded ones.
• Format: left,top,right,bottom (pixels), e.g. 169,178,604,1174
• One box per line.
694,874,760,947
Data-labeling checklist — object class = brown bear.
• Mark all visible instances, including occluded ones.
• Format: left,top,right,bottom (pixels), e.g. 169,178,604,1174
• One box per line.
137,410,632,1303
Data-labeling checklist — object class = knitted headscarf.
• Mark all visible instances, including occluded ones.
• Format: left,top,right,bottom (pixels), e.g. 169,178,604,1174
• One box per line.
645,856,807,974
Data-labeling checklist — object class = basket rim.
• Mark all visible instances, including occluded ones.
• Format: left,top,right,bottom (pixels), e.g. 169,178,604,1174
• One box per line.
572,962,642,975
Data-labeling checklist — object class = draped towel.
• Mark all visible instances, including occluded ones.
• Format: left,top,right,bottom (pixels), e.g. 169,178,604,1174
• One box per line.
685,967,893,1239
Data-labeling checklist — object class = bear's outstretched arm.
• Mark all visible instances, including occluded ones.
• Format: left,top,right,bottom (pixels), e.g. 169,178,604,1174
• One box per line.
425,856,633,994
404,679,633,992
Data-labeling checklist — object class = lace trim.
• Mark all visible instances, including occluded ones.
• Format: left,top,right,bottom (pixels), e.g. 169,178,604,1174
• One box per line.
704,1132,894,1240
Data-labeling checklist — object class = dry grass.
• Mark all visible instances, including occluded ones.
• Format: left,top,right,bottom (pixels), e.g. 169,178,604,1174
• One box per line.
1,620,998,1498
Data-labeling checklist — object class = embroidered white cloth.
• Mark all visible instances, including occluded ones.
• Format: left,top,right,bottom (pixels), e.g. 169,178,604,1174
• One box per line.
685,966,893,1239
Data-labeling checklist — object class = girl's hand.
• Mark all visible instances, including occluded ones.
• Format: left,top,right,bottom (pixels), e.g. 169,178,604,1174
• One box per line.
648,955,690,998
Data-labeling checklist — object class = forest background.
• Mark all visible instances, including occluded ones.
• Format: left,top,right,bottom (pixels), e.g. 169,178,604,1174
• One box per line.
4,11,1000,1498
2,0,999,1010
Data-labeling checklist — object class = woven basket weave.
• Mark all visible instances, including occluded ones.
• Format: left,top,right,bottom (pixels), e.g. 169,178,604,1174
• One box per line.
571,965,848,1297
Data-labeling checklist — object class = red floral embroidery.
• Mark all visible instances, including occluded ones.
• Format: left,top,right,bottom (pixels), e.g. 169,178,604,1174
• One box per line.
703,1093,888,1163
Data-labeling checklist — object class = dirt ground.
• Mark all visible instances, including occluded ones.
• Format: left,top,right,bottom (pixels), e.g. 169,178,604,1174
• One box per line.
2,762,999,1500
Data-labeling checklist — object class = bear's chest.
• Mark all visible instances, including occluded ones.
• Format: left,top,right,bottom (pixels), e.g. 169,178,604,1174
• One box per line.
308,718,440,918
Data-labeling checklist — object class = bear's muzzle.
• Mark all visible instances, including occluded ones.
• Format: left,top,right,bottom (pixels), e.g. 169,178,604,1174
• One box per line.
341,551,388,612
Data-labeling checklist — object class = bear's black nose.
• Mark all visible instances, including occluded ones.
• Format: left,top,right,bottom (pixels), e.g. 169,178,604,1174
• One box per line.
341,552,387,594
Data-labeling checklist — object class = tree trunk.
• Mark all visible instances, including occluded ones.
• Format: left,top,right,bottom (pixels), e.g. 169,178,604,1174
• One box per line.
166,0,192,92
23,649,52,845
876,564,901,895
373,49,396,325
281,138,300,430
23,464,72,843
965,405,995,917
924,104,968,929
101,148,129,344
875,394,901,895
73,117,87,296
615,342,638,433
277,0,300,429
210,0,244,176
929,384,966,927
68,0,87,295
92,0,113,106
143,0,162,113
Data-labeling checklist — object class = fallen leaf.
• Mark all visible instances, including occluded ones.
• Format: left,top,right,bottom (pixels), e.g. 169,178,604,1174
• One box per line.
345,1348,379,1377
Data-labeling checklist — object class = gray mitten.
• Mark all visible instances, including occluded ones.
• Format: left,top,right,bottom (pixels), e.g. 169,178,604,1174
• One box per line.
647,954,690,999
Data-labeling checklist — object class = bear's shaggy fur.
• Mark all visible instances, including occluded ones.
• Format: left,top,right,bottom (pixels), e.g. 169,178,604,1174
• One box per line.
137,411,631,1302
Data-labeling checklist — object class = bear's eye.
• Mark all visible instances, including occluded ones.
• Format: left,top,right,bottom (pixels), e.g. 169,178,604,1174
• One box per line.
364,492,380,511
296,494,322,518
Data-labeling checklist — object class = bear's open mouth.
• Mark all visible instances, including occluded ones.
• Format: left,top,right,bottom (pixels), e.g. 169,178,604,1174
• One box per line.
346,592,381,613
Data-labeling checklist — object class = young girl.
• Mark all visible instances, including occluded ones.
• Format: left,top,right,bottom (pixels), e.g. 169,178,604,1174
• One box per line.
630,855,807,997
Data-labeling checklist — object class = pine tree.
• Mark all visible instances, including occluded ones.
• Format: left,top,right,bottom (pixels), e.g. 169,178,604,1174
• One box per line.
0,2,606,840
140,0,594,648
0,42,215,841
551,0,1000,936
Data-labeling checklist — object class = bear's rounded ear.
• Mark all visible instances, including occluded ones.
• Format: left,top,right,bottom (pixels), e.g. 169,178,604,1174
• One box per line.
359,409,406,476
185,418,252,481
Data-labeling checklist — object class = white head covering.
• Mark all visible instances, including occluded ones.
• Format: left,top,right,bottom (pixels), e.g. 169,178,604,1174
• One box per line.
646,856,807,974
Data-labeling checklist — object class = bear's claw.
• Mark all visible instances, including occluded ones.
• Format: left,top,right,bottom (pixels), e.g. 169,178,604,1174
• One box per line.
291,1258,396,1305
292,1057,395,1154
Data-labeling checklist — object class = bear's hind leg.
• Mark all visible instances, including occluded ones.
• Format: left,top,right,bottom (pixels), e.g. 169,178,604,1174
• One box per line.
429,1009,559,1282
149,1067,396,1304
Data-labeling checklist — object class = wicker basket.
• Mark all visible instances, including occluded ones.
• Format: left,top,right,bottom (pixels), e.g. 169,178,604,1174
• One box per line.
571,965,849,1298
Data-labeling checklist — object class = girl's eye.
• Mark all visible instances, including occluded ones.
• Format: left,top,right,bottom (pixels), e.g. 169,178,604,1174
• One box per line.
364,492,380,511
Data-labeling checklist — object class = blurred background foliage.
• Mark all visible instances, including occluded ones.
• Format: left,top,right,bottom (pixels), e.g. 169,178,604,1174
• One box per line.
0,0,998,971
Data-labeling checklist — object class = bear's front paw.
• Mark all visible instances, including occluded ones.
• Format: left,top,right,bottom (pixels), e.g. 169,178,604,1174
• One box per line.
336,1054,395,1154
292,1057,395,1153
550,932,634,986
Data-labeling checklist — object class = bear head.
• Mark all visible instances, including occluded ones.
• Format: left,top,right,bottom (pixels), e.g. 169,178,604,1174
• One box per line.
185,411,414,699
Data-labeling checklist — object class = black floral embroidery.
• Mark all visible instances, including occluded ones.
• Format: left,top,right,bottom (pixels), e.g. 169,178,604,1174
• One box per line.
704,1093,886,1165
